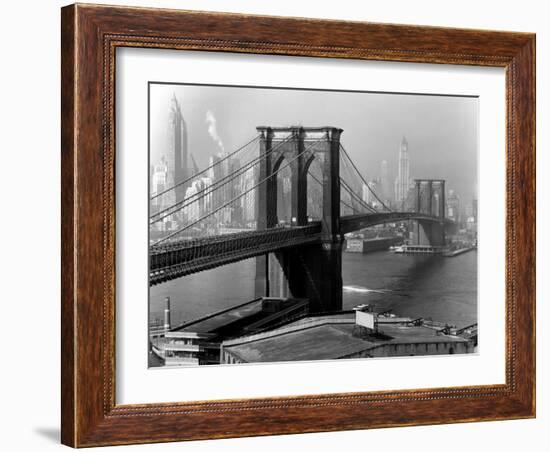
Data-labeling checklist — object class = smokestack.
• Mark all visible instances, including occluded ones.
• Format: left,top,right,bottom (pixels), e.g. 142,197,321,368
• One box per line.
164,296,171,331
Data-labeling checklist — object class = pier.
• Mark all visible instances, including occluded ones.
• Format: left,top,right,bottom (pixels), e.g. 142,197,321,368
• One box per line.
443,246,476,257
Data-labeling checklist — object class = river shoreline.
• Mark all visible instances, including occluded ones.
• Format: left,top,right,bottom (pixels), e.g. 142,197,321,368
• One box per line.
150,249,478,331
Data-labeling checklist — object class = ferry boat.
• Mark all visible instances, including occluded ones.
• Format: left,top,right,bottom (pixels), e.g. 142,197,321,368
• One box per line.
391,244,446,254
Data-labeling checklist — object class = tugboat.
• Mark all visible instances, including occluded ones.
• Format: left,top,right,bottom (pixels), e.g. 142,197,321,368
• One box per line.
390,245,405,253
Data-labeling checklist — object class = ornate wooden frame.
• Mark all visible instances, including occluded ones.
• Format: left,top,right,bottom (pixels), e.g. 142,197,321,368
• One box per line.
61,3,535,447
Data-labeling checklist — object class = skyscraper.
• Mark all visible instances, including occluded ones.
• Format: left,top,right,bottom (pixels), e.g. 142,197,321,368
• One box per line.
380,160,390,204
394,136,411,209
151,156,176,231
167,93,189,204
362,180,380,207
446,189,461,223
361,183,369,205
241,166,257,225
182,177,213,223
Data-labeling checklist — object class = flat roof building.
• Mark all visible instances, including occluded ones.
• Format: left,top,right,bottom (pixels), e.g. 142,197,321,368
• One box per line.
221,312,474,364
151,297,309,366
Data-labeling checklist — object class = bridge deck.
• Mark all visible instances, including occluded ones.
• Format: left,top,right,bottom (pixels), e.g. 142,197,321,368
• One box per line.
150,224,322,285
150,212,451,285
340,212,450,234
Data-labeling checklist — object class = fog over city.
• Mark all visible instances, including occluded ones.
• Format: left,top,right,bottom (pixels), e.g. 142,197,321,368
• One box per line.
149,83,478,201
148,82,479,367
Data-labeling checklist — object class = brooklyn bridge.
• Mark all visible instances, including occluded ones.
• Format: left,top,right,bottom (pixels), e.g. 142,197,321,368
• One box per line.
149,126,454,313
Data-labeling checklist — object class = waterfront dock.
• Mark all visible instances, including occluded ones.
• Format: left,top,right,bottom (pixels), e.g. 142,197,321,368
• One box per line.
345,236,402,254
443,246,476,257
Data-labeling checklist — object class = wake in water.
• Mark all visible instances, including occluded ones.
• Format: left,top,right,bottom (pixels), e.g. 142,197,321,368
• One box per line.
343,285,411,299
343,285,391,295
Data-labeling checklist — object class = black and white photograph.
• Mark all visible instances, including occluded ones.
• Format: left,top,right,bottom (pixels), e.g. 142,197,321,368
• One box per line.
1,0,542,449
148,83,479,367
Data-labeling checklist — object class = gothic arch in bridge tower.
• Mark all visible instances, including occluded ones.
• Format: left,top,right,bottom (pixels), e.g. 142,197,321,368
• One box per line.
255,126,345,313
272,155,292,225
149,130,455,294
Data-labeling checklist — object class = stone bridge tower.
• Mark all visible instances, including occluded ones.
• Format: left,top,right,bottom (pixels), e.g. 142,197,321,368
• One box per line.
413,179,447,246
255,126,344,313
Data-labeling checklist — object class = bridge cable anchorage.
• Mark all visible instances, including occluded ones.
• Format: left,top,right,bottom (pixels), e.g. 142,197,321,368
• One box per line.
151,137,325,247
339,144,392,212
151,133,261,201
150,134,296,224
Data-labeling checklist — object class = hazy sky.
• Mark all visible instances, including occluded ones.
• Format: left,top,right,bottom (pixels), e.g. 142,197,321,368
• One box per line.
150,83,478,200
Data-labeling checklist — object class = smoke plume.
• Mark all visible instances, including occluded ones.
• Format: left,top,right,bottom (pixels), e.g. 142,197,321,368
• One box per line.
205,110,224,151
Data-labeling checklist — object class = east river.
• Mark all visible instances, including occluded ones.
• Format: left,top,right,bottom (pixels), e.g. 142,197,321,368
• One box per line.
149,250,477,330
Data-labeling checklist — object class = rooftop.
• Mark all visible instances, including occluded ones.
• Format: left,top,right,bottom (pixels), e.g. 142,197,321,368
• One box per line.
222,315,470,363
178,300,263,334
175,297,308,337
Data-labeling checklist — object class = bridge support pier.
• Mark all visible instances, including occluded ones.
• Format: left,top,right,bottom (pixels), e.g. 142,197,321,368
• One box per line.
255,254,269,297
412,179,448,247
268,253,290,298
296,240,344,312
255,253,293,299
414,220,446,247
255,126,344,312
254,240,344,312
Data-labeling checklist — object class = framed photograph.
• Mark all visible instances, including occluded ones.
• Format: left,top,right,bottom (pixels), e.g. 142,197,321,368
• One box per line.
61,4,535,447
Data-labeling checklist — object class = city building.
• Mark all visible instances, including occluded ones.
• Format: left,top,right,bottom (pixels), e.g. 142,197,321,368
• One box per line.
220,310,475,364
182,176,213,223
151,156,177,231
240,165,257,225
446,189,461,223
167,93,189,204
151,297,310,365
149,94,190,233
380,159,391,205
208,153,225,206
394,136,411,209
341,181,354,215
183,183,200,223
361,183,369,205
464,198,478,235
228,158,243,224
362,179,381,208
207,152,240,224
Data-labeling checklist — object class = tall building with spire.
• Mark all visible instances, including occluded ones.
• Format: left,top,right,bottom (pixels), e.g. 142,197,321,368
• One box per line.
380,159,390,204
394,136,411,209
167,93,189,204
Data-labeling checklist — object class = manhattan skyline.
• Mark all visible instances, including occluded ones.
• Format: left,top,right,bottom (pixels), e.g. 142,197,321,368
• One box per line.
148,83,479,368
149,83,478,203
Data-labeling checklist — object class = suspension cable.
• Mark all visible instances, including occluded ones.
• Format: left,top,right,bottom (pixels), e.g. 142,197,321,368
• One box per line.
307,158,376,215
340,198,360,214
339,144,392,212
152,137,324,246
151,134,260,201
340,178,378,213
150,135,294,224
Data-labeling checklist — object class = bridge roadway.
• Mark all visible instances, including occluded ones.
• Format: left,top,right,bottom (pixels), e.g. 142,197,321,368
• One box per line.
149,212,449,286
